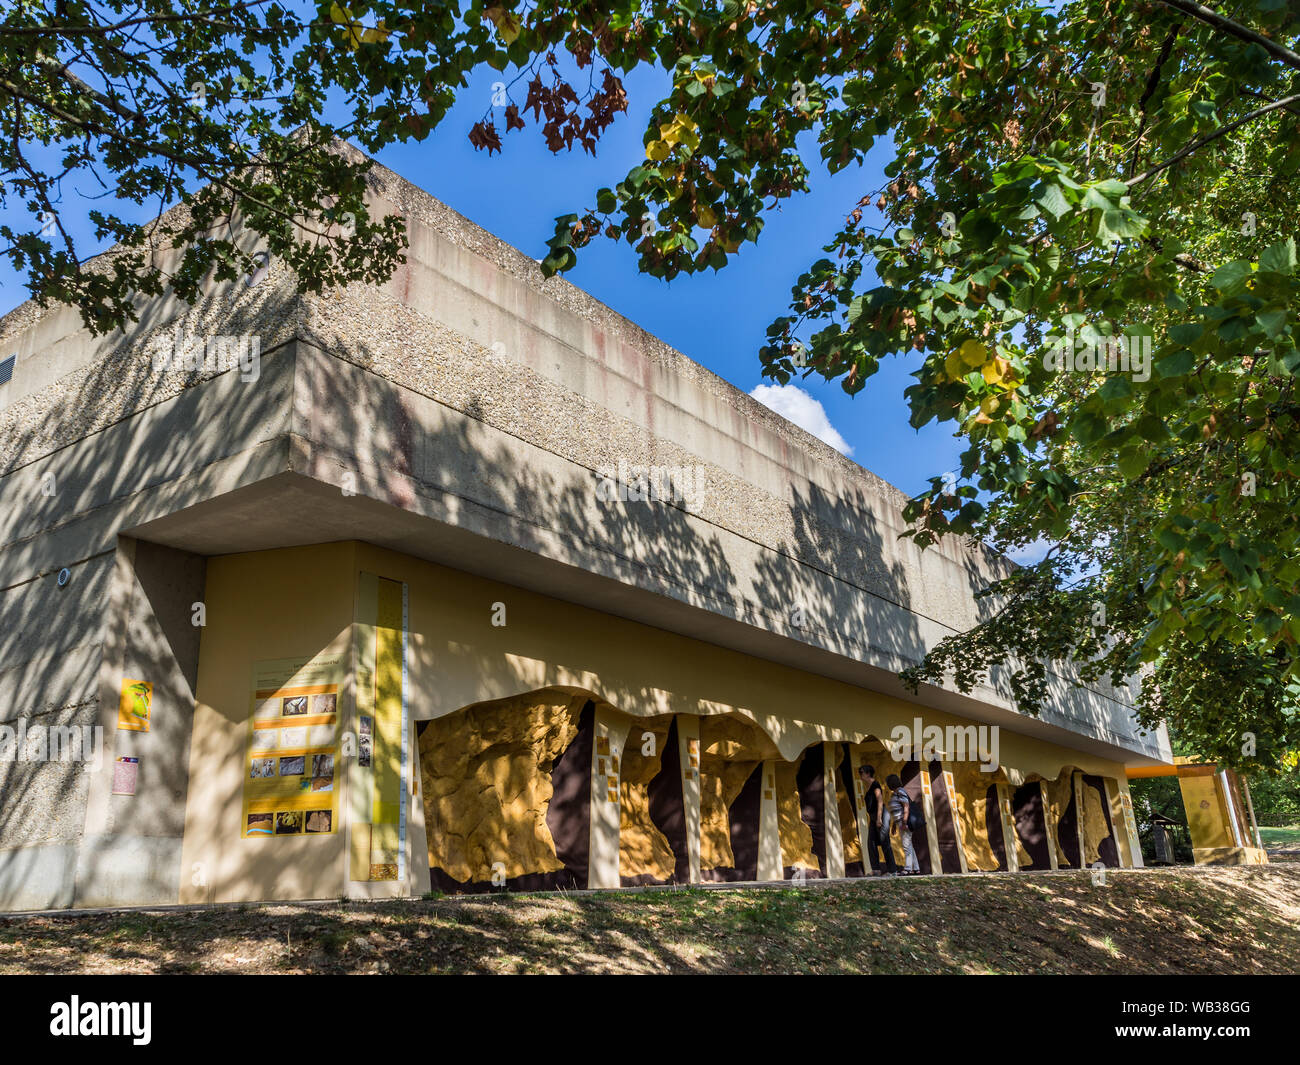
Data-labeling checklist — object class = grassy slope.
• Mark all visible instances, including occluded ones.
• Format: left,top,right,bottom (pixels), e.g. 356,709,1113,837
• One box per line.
1260,825,1300,848
2,866,1297,975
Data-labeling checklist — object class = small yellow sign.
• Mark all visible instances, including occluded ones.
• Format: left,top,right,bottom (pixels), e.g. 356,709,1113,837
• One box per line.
117,679,152,733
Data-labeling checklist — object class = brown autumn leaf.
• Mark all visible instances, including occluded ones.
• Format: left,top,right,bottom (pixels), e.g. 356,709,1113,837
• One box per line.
468,120,502,154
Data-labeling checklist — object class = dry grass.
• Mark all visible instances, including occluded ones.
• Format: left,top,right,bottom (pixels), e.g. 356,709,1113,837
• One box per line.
1,865,1297,975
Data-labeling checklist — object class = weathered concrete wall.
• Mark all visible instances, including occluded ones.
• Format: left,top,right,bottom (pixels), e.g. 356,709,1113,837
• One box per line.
0,150,1161,753
0,536,204,909
0,146,1169,908
0,543,110,908
75,538,206,907
0,320,293,905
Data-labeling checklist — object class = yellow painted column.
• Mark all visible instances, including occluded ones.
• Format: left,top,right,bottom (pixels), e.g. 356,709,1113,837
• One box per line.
939,764,969,873
1178,765,1232,854
1219,770,1245,848
349,574,409,894
758,760,783,882
822,743,846,878
373,578,407,885
1071,771,1088,868
919,768,942,873
348,573,377,887
406,720,431,896
848,747,874,872
1106,777,1143,869
676,715,702,883
995,782,1020,873
1041,782,1060,871
589,706,631,889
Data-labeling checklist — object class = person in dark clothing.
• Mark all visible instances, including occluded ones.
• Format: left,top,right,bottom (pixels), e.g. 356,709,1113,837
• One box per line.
857,764,898,876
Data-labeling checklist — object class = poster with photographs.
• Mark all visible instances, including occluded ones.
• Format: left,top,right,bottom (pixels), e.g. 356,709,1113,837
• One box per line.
241,653,344,839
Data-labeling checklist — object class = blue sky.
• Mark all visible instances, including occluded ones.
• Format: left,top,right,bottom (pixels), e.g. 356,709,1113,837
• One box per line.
0,60,965,500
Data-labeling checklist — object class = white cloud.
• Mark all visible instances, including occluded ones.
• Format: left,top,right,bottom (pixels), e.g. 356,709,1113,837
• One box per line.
749,384,853,456
1004,538,1052,566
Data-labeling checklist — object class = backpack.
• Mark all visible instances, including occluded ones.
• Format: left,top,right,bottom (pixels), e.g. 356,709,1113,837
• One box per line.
907,794,926,832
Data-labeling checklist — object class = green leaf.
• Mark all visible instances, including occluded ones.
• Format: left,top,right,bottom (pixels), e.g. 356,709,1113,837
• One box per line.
1156,527,1183,552
1217,316,1250,343
1211,260,1251,293
1118,448,1147,480
1092,179,1129,198
1098,206,1145,243
1071,412,1111,446
1259,238,1296,275
1217,544,1244,579
1137,414,1171,442
1036,183,1071,219
1156,350,1196,378
1099,374,1132,402
1257,310,1287,339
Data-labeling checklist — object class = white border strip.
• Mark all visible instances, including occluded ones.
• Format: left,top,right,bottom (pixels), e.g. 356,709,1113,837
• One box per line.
1219,770,1244,848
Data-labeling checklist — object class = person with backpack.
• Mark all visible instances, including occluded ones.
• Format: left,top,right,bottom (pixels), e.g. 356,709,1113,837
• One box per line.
886,773,922,875
857,764,898,876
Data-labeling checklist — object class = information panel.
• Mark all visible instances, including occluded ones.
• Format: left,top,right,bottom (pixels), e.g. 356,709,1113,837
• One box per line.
241,654,345,839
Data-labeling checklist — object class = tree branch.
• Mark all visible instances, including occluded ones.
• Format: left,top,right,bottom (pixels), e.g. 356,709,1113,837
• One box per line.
1156,0,1300,75
0,2,271,39
35,54,143,124
1128,25,1180,179
1126,91,1300,186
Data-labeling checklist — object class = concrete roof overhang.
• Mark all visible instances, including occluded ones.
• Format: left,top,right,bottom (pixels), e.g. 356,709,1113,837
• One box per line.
124,460,1168,768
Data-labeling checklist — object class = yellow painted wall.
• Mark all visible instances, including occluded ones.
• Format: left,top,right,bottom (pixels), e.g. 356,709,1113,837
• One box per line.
1080,780,1112,866
618,712,677,881
1180,769,1234,851
698,713,776,872
833,751,861,868
1038,768,1082,868
178,541,1137,901
419,690,585,884
354,541,1132,782
774,756,817,872
947,761,1002,872
179,542,358,903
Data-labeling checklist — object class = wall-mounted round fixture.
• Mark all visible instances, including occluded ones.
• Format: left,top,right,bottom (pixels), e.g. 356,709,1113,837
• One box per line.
57,567,70,587
246,251,270,287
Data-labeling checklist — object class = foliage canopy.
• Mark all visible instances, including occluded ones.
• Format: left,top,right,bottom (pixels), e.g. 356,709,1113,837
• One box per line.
4,0,1299,770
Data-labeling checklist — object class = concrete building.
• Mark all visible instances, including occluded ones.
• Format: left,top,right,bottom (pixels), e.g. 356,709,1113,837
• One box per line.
0,150,1170,910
